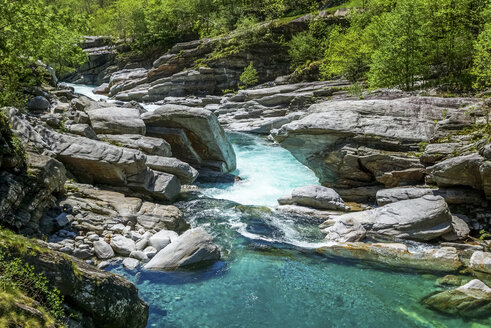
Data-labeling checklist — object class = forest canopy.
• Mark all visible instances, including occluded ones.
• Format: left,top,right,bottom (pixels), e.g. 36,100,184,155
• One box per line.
0,0,490,107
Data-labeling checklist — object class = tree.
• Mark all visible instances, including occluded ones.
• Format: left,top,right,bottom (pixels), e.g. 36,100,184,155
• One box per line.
240,61,259,88
472,23,491,89
0,0,87,106
368,0,430,90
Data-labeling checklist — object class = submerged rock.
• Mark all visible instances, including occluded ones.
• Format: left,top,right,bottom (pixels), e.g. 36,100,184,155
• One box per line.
423,279,491,318
318,243,462,272
144,227,220,271
278,185,349,211
322,196,452,241
323,217,366,242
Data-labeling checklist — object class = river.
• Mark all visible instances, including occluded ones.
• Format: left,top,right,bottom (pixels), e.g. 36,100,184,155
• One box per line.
69,84,489,328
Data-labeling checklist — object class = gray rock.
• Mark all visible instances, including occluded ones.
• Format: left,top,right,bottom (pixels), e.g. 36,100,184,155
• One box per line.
142,105,236,172
73,248,93,259
423,279,491,318
279,185,349,211
27,96,50,111
122,258,140,270
93,240,115,259
87,107,146,135
323,195,453,241
146,156,199,184
144,227,220,271
323,217,366,242
376,187,434,206
67,124,98,139
149,230,178,251
110,235,136,256
136,203,188,233
470,251,491,274
99,134,172,156
442,215,470,241
427,153,490,200
130,250,149,262
55,213,69,227
143,246,157,259
135,238,148,251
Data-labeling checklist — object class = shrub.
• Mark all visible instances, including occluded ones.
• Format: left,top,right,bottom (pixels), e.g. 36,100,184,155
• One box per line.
240,61,259,88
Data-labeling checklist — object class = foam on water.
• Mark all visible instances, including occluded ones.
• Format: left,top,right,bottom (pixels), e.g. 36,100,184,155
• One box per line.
199,133,319,206
65,83,109,101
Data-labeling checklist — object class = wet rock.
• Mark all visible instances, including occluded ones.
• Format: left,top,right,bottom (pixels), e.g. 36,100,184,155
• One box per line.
470,251,491,274
318,243,462,272
93,240,115,259
323,196,452,241
110,235,136,256
87,107,146,135
323,217,366,242
423,279,491,318
278,185,349,211
144,227,220,271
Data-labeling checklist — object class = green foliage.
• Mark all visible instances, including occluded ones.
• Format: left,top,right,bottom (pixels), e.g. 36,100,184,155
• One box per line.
0,251,65,323
0,0,88,107
288,31,322,70
472,23,491,89
240,62,259,88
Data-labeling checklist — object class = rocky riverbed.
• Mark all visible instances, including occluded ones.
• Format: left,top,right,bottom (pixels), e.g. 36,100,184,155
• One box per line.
1,33,490,327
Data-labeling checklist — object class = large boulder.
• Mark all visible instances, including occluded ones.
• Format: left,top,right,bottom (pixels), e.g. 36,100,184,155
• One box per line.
274,97,477,195
146,155,199,184
423,279,491,318
142,105,236,172
376,187,434,206
87,107,146,135
322,195,453,241
144,227,220,270
27,96,50,111
149,229,178,251
136,202,189,233
278,185,349,211
427,153,490,199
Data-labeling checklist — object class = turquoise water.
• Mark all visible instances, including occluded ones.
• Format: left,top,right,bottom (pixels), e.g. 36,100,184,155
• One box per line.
110,198,487,328
68,84,488,328
198,133,319,206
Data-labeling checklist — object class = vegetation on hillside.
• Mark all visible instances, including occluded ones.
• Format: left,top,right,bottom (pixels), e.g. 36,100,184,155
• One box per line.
0,0,489,108
0,228,66,327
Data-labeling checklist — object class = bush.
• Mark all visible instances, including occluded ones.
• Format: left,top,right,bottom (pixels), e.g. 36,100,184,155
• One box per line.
240,61,259,88
288,30,322,70
0,251,65,323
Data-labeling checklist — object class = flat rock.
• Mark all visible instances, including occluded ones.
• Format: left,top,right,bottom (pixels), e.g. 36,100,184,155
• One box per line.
279,185,349,211
99,134,172,156
323,196,453,241
323,217,366,242
87,107,146,135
